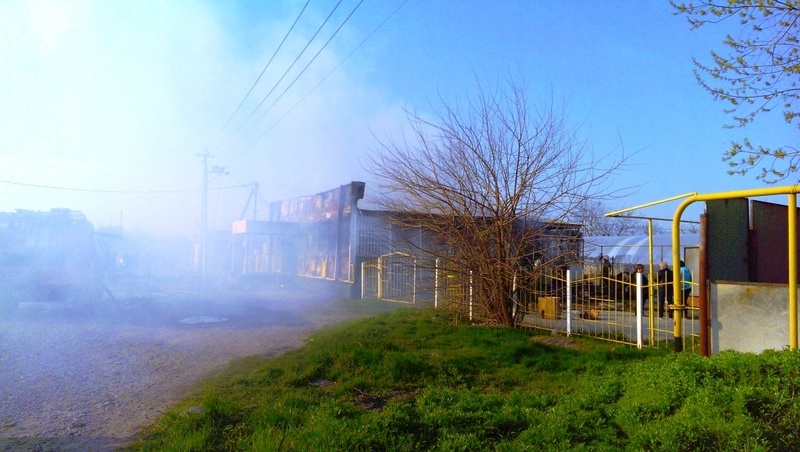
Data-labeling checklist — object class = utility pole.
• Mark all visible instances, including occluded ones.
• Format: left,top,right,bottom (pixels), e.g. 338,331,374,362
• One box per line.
200,151,209,284
199,151,228,284
253,183,258,220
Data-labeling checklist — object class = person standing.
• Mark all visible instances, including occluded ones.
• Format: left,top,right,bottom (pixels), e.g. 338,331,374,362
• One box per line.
600,256,612,298
634,263,649,311
679,260,692,308
656,261,673,319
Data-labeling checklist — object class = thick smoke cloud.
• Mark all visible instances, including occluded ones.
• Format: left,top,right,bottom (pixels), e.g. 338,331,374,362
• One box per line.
0,0,402,238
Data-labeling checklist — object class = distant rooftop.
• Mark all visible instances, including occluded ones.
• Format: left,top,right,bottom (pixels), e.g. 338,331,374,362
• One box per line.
583,234,700,265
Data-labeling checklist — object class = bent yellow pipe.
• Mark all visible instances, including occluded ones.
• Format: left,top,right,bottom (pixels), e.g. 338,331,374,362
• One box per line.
671,185,800,352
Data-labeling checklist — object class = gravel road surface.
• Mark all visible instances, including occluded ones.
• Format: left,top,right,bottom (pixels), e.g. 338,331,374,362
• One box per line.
0,279,378,451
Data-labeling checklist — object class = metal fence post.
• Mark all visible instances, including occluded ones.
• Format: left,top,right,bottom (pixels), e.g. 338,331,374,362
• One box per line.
636,272,643,349
412,258,417,305
512,273,518,322
469,270,474,322
434,258,439,309
377,255,383,300
566,269,572,336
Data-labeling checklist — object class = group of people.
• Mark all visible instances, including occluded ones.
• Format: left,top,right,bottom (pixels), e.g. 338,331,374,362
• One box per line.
633,260,692,319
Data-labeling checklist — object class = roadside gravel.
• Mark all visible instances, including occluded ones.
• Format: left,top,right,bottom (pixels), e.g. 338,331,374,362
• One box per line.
0,282,383,451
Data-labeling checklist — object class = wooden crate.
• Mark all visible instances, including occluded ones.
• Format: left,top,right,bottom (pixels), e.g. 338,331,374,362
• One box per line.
539,296,560,320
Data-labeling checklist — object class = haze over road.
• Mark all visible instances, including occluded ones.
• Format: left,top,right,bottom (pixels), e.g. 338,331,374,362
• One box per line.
0,279,390,451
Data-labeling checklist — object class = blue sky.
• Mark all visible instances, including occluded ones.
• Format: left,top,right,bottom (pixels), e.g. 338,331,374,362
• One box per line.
0,0,793,237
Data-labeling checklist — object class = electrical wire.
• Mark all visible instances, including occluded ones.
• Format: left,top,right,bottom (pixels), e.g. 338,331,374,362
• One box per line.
222,0,375,166
208,0,311,149
0,1,407,219
233,0,366,156
212,0,409,171
242,0,409,156
214,0,345,153
0,178,249,194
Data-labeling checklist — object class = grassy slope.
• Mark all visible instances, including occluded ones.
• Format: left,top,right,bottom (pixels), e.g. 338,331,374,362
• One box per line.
129,304,800,451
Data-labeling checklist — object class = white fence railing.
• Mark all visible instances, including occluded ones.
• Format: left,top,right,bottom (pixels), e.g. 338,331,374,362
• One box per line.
361,253,701,351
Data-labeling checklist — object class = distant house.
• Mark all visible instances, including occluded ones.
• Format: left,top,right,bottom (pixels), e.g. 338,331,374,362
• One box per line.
231,182,583,297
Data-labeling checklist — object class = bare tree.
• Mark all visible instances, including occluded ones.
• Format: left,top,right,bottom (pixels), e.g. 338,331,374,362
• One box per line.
680,222,700,234
366,78,623,327
572,199,667,237
672,1,800,183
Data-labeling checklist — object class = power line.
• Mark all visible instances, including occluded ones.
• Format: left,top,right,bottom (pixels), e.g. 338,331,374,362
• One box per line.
237,0,366,153
208,0,311,149
245,0,409,155
225,0,374,164
0,178,249,194
214,0,345,153
212,0,409,179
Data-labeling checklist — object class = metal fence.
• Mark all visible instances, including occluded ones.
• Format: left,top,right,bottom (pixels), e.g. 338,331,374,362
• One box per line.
361,252,432,305
513,270,700,351
361,253,700,351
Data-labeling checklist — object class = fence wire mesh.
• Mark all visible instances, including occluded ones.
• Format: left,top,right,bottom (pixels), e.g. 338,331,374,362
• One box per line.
362,254,700,351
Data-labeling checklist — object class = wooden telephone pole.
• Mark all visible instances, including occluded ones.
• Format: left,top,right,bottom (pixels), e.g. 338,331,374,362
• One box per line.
199,151,228,283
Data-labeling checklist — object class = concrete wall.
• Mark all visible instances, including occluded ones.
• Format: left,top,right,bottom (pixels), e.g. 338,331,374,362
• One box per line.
710,281,796,354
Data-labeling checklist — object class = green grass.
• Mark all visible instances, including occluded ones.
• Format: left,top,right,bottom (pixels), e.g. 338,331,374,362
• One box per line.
128,305,800,451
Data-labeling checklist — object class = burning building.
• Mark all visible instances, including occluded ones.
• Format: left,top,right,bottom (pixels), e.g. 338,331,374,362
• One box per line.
231,182,583,299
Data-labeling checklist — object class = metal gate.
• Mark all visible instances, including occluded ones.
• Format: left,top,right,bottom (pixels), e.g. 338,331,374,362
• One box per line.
361,252,417,304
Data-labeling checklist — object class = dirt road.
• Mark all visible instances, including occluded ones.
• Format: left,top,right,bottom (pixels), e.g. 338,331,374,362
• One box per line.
0,280,379,451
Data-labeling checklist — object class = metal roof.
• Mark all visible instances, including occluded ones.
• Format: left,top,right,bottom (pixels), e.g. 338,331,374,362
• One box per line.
583,234,699,265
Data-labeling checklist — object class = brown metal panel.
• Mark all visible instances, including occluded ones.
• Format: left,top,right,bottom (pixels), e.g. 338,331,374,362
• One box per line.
751,200,790,283
700,213,709,357
707,199,750,282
